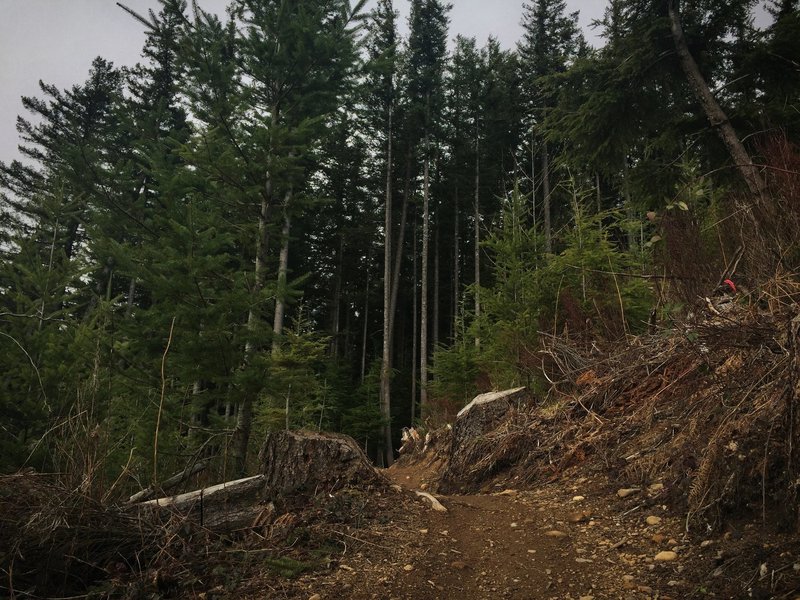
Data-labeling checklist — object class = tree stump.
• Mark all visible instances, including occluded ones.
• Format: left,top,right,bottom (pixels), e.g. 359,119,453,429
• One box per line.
439,387,533,493
259,430,386,500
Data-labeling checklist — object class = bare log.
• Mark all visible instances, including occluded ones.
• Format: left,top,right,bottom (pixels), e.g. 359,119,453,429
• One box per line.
127,460,209,504
137,475,266,530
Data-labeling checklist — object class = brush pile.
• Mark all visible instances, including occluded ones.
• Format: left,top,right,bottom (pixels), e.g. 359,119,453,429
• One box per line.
0,430,399,598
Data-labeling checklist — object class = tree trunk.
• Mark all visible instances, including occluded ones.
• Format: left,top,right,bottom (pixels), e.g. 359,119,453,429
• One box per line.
623,158,636,251
411,208,419,423
329,233,345,359
420,132,431,415
260,430,385,498
361,258,370,384
272,198,292,354
380,108,395,468
667,0,766,202
453,186,460,341
389,153,412,339
433,227,440,350
542,140,552,253
474,130,481,350
233,107,278,475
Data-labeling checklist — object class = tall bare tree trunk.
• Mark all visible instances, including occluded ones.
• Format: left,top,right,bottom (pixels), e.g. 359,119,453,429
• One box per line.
411,208,418,422
667,0,766,202
329,234,344,358
272,194,292,354
474,130,481,350
361,256,371,384
623,159,636,251
453,187,460,340
420,127,431,414
380,109,394,467
542,140,552,253
433,228,440,350
531,131,536,228
595,172,602,216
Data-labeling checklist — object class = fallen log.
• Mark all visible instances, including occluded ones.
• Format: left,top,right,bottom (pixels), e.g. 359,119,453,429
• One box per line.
137,475,267,530
127,460,209,504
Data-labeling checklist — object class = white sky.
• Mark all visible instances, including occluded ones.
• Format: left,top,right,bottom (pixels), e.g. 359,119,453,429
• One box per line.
0,0,770,165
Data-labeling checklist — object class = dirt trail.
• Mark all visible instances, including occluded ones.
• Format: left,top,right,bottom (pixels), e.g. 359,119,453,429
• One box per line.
246,461,798,599
346,464,681,600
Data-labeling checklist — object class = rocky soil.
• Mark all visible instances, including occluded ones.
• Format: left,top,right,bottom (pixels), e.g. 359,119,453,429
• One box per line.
234,459,800,600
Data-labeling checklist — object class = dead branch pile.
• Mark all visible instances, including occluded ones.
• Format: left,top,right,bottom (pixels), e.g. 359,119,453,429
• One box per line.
0,430,400,598
0,471,162,597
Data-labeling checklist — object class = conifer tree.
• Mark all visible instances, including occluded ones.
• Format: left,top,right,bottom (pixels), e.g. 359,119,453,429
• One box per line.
518,0,582,253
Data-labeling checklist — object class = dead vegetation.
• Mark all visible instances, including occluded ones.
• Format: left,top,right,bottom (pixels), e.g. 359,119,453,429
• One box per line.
0,431,403,599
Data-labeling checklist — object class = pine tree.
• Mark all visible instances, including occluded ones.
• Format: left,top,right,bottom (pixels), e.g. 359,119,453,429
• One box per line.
518,0,583,253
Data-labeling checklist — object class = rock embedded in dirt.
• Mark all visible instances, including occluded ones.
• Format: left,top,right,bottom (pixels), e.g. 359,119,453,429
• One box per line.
546,530,568,538
655,551,678,562
617,488,641,498
573,495,586,502
646,515,662,526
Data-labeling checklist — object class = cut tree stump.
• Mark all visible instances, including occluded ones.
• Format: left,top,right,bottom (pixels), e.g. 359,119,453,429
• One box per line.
134,430,385,532
260,430,386,500
439,387,533,493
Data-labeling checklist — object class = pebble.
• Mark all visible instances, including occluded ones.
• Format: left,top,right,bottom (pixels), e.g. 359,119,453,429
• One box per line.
546,530,568,538
700,540,713,548
573,495,585,502
646,515,662,526
309,596,321,600
649,483,665,493
655,551,678,562
617,488,640,498
510,522,519,528
451,561,467,570
568,512,590,523
652,534,666,544
403,564,414,572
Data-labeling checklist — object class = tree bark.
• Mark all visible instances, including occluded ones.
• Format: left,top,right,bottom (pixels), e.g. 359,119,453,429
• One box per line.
667,0,767,202
542,140,552,253
474,129,481,350
233,106,278,476
329,233,345,358
433,227,440,350
272,191,293,353
380,108,395,467
420,131,431,414
411,208,419,423
453,187,460,340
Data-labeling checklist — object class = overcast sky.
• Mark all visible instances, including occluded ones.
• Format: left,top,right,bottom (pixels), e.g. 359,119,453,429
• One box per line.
0,0,769,166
